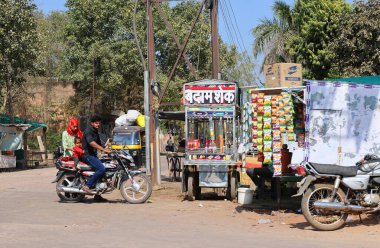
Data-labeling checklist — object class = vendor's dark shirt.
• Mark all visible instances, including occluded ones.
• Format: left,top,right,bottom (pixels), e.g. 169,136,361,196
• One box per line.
82,126,101,157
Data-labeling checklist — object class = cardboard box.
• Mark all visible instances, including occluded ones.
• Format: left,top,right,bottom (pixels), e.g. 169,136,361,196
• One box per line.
264,63,303,88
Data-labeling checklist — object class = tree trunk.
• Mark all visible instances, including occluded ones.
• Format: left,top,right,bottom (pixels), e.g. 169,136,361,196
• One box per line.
7,80,14,124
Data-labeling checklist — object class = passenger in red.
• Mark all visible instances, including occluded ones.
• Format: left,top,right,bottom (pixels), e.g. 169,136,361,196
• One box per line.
73,136,85,169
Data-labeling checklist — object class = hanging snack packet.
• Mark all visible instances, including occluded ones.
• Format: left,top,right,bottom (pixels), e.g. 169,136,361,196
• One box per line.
252,129,258,135
257,116,263,123
264,96,272,105
273,153,282,164
280,125,287,133
287,125,294,132
257,145,263,152
273,122,280,130
273,141,282,153
263,152,273,164
257,137,263,145
264,106,271,117
257,130,263,137
284,105,292,114
257,104,264,115
285,114,293,123
257,93,264,103
272,130,281,141
279,116,286,125
263,117,272,129
264,141,272,152
263,129,272,140
288,132,296,141
251,93,258,102
257,123,263,130
271,107,278,116
273,165,282,176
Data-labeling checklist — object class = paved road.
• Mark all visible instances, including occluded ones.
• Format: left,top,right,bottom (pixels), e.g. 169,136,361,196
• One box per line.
0,167,379,248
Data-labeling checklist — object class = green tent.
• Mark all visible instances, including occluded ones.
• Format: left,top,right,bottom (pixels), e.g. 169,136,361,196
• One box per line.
0,114,47,133
329,76,380,85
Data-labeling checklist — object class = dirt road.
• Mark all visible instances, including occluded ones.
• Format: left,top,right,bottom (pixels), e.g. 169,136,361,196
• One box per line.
0,167,379,248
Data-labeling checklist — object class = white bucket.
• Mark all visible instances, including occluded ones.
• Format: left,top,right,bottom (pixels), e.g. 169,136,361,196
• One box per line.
237,188,254,205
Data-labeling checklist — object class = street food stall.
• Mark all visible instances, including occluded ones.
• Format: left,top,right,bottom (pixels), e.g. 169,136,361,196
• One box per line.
182,79,239,200
239,86,306,205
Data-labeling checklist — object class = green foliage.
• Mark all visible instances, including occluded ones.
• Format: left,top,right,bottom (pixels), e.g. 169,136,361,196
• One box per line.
35,11,68,80
0,0,41,80
252,1,295,70
288,0,350,79
63,0,145,114
0,0,41,117
63,0,243,113
330,0,380,77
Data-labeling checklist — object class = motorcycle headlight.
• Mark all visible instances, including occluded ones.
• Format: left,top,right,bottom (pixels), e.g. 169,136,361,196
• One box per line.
132,151,137,156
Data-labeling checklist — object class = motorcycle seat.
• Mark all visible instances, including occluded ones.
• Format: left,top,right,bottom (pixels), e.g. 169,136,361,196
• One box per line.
309,163,357,177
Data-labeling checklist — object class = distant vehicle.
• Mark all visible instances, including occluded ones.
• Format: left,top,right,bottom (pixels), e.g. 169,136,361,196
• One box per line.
111,126,145,167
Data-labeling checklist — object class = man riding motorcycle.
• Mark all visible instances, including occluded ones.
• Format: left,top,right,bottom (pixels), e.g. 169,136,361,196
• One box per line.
81,115,111,195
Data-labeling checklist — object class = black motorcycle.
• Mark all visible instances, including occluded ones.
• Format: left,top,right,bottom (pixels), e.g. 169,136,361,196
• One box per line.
53,150,152,204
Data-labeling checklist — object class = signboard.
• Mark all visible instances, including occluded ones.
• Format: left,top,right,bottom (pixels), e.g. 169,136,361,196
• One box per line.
184,83,236,105
305,81,380,167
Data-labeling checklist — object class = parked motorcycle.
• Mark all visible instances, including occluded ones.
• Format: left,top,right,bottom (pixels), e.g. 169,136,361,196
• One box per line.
53,150,152,204
294,154,380,231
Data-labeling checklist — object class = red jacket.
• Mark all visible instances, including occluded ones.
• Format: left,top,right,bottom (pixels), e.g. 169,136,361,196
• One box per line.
73,145,85,159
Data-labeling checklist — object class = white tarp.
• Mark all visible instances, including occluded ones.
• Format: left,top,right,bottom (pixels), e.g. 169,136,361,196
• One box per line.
305,81,380,166
0,125,30,151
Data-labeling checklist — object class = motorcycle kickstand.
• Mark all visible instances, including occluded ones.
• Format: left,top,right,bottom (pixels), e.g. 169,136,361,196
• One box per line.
359,214,363,223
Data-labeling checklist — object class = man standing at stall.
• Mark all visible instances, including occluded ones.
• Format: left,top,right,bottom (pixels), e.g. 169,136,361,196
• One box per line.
81,115,111,196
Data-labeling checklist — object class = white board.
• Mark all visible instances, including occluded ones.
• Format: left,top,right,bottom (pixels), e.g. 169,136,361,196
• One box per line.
305,81,380,166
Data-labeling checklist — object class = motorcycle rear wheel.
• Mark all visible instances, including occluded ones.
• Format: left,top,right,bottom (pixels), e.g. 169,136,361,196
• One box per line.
56,173,85,202
301,184,348,231
120,173,152,204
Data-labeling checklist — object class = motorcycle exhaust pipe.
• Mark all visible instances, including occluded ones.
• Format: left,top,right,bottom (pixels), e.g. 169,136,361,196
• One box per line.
58,187,96,195
313,202,370,212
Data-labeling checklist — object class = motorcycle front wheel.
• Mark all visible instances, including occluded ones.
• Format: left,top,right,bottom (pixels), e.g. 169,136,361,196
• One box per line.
301,184,348,231
56,173,85,202
120,173,152,204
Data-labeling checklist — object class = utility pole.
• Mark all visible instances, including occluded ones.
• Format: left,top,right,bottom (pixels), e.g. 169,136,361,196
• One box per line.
147,0,159,186
211,0,220,79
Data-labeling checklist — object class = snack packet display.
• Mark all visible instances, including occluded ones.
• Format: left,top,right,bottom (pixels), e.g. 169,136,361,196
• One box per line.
280,125,286,133
257,137,263,145
279,117,286,125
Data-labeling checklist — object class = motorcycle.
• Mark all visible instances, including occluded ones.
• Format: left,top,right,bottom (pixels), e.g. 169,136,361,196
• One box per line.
293,154,380,231
53,150,152,204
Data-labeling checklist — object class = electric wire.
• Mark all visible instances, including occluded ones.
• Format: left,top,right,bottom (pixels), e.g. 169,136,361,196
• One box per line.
220,0,260,87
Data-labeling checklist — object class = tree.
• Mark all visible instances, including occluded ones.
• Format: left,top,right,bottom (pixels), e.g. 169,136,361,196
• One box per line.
289,0,350,79
0,0,41,122
64,0,147,115
63,0,241,113
252,1,296,70
331,0,380,77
